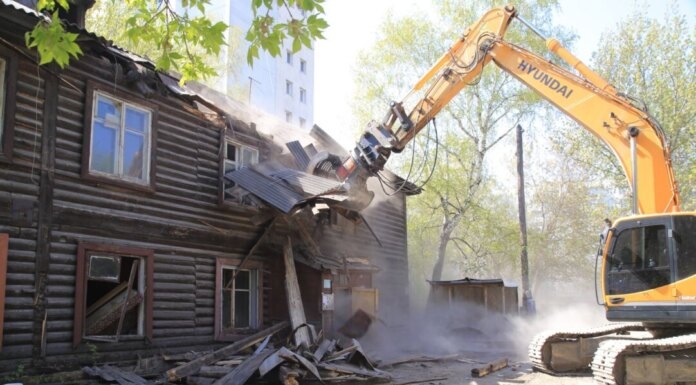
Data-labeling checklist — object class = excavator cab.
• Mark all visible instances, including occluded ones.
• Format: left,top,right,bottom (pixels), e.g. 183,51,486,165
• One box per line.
603,214,696,324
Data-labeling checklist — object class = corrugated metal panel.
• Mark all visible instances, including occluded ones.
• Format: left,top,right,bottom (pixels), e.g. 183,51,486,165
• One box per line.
286,140,310,170
226,168,305,213
269,169,345,197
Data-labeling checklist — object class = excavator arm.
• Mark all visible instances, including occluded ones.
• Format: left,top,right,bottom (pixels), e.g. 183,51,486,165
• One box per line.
339,4,680,215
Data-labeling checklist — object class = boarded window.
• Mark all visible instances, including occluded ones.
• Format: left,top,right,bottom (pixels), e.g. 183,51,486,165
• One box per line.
215,258,263,340
74,244,154,346
86,88,153,186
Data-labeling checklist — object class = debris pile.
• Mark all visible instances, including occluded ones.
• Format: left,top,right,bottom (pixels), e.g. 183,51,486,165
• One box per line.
82,321,390,385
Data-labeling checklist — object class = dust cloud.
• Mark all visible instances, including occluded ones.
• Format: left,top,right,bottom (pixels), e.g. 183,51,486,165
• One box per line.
359,286,606,363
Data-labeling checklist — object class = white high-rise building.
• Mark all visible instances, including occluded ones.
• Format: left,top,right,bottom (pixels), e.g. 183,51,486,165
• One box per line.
186,1,314,129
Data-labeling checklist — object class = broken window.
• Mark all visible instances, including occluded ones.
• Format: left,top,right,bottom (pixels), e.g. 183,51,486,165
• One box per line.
74,244,153,346
223,140,259,205
83,83,156,189
215,259,263,340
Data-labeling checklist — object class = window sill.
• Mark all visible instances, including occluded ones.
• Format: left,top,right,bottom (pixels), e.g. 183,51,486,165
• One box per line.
82,172,156,194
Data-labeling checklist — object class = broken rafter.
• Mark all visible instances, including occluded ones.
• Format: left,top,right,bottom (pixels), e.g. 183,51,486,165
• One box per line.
229,216,279,285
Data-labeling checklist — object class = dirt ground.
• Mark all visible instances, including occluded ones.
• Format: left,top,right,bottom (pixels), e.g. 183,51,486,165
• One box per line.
383,349,595,385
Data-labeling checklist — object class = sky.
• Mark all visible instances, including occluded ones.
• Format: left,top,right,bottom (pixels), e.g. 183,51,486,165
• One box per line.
313,0,696,149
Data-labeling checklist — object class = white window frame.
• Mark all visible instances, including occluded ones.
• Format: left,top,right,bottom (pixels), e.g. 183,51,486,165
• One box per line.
89,91,152,184
221,266,259,330
224,140,259,173
299,88,307,104
300,59,307,73
285,80,293,96
0,58,6,147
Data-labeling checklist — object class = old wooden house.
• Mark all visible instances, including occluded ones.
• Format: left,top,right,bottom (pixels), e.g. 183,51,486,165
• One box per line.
0,0,415,375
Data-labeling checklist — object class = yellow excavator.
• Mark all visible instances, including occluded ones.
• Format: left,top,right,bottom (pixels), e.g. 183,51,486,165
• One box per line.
321,4,696,385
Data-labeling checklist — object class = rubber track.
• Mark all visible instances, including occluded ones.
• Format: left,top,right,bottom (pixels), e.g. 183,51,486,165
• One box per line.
529,323,644,374
591,332,696,385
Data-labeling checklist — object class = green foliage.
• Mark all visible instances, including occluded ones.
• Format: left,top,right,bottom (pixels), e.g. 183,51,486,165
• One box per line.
550,3,694,208
25,10,82,68
246,0,328,65
28,0,328,83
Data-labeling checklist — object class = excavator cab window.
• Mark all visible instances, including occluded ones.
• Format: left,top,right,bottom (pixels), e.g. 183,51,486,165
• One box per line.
671,216,696,281
606,224,672,295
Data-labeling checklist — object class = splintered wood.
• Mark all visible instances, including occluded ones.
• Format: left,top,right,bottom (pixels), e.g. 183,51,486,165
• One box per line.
471,358,509,377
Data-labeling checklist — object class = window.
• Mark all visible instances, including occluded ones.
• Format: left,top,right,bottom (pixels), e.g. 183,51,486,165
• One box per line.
285,111,293,123
84,83,155,189
300,88,307,104
215,258,263,340
673,216,696,280
224,141,258,174
286,50,293,65
73,243,154,346
285,80,293,96
300,59,307,73
0,49,17,159
0,58,6,150
606,225,672,295
299,117,306,128
222,140,259,204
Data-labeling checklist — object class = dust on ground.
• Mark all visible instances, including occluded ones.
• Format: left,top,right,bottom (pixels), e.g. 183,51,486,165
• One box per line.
357,301,605,384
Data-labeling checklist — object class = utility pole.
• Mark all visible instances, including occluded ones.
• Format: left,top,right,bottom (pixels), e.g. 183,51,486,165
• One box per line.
516,124,535,315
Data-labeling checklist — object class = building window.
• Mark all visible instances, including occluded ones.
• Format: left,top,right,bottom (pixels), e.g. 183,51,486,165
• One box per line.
73,243,154,346
299,88,307,104
0,48,17,159
285,111,292,123
299,117,306,128
224,140,258,174
84,83,155,189
286,50,293,65
222,139,259,204
285,80,293,96
215,258,262,340
0,58,6,150
300,59,307,73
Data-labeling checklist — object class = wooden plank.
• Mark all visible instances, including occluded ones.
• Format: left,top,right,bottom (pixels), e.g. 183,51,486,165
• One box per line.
312,339,335,362
258,347,291,377
116,260,140,341
0,233,7,350
86,281,128,316
212,348,275,385
166,321,288,381
316,362,391,379
278,348,322,381
230,217,278,283
283,236,311,347
471,358,508,377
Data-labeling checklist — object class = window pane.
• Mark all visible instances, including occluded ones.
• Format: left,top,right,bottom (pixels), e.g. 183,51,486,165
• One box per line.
96,95,121,127
125,108,148,133
234,291,250,328
91,122,117,174
124,132,145,179
89,255,120,281
606,225,672,295
226,143,237,162
673,216,696,280
241,148,257,167
222,289,232,328
236,270,250,289
0,58,6,146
